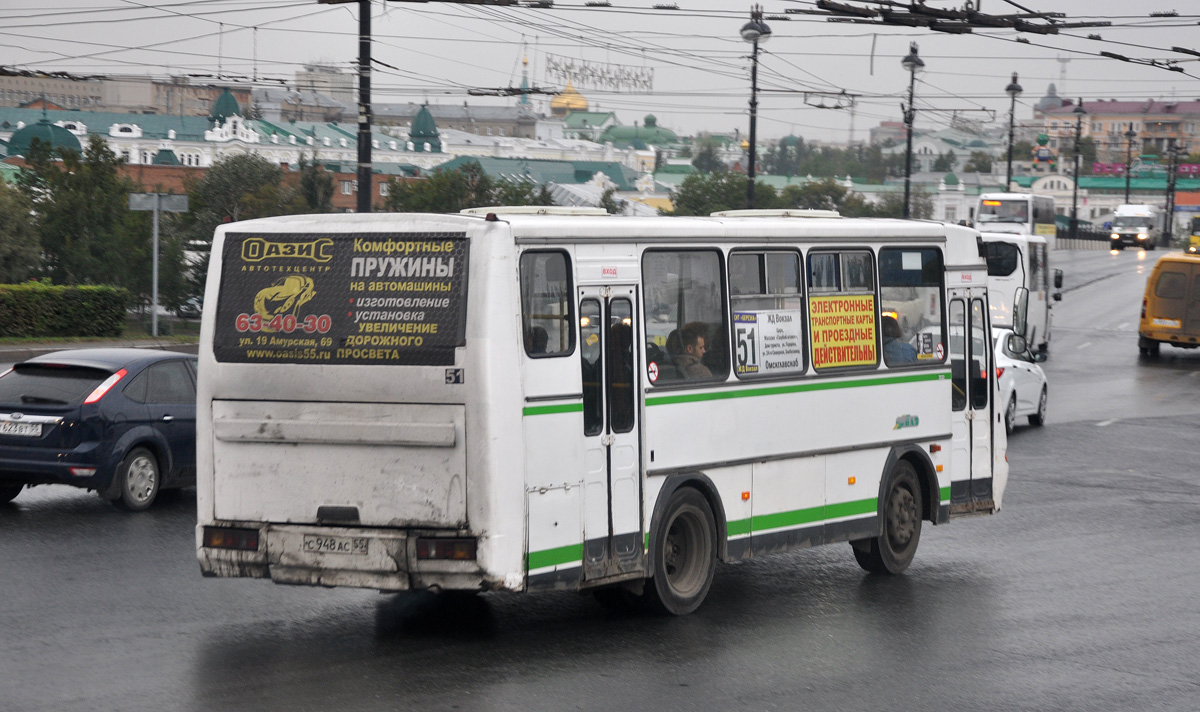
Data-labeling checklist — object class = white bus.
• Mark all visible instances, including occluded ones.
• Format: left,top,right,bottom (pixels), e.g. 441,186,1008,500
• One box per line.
196,210,1008,615
980,232,1062,353
977,192,1057,247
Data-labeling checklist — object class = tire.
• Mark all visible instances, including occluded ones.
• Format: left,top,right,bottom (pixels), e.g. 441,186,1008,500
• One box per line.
644,487,717,616
1028,387,1047,427
0,483,22,504
851,460,923,575
112,447,161,512
1004,395,1017,435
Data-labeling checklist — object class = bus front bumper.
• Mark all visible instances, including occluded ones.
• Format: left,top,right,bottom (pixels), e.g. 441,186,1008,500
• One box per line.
197,523,489,592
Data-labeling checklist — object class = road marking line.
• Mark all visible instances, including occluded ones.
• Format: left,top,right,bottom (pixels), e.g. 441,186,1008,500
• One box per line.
1078,342,1092,349
1097,419,1116,427
1116,322,1130,330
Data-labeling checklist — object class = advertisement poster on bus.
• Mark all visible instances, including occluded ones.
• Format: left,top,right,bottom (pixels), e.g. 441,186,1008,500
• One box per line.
732,310,805,375
213,232,469,365
809,294,877,368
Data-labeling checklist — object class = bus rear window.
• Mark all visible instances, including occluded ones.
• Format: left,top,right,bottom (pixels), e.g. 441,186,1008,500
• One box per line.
212,232,469,365
1155,271,1187,300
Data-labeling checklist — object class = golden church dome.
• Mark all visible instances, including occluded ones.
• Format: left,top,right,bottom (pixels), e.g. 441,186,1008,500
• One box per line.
550,81,588,117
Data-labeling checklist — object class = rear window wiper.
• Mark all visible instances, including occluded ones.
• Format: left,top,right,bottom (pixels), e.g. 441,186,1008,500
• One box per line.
19,395,69,405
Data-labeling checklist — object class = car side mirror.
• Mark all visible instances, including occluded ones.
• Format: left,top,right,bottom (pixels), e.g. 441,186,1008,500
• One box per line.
1053,292,1062,302
1053,269,1063,289
1031,352,1047,363
1008,334,1027,354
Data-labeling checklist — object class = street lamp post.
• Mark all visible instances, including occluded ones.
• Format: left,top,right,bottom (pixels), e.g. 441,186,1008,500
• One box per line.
901,42,924,219
1124,123,1137,203
741,5,771,209
1070,99,1086,241
1005,72,1023,191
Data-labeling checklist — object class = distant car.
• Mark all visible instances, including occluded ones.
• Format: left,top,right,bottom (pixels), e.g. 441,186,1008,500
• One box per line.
176,297,203,320
994,328,1048,434
0,349,197,510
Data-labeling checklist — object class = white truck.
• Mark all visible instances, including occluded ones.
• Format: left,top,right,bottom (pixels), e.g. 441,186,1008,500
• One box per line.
1110,204,1164,250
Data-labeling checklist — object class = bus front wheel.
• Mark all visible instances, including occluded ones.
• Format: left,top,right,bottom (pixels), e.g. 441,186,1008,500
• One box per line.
645,487,717,615
852,461,923,575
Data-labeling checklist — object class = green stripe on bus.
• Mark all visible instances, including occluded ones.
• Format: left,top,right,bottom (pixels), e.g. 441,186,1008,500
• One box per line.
527,543,583,570
940,486,951,502
727,518,752,536
523,402,584,416
646,372,947,407
749,498,877,532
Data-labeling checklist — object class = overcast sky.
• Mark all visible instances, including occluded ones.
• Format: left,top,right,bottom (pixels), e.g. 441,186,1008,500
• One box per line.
4,1,1200,142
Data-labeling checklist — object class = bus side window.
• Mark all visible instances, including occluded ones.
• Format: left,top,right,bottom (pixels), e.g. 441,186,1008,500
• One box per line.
580,299,603,436
807,249,878,371
729,250,805,379
969,299,990,410
642,250,728,384
519,250,574,357
879,247,944,367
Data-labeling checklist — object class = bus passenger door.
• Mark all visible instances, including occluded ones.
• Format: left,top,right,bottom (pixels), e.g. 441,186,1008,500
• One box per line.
948,291,996,513
579,286,644,581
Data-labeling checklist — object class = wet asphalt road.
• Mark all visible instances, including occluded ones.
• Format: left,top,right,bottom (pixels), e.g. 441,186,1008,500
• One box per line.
2,248,1199,712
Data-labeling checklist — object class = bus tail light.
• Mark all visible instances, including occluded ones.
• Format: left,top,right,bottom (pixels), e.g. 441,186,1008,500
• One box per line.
415,537,477,560
203,526,260,551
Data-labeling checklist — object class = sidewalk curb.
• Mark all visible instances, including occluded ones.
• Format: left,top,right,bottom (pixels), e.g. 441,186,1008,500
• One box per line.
0,340,199,364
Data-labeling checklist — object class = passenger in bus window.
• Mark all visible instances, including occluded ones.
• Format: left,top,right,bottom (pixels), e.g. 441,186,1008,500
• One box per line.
882,316,918,365
524,326,548,355
672,322,713,378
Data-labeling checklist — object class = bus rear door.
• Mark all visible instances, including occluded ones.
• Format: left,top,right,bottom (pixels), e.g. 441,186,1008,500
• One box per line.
948,289,996,514
579,285,644,581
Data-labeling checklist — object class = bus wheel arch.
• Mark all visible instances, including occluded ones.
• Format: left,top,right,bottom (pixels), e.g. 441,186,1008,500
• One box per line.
880,445,940,525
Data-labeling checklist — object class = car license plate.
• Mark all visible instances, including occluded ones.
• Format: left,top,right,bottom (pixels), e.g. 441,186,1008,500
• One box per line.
1152,318,1181,328
302,534,369,556
0,422,41,437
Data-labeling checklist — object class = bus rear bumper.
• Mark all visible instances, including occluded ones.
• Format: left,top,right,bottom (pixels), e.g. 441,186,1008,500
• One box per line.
197,523,492,592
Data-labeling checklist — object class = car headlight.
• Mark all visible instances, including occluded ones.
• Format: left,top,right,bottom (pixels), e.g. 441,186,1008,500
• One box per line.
1111,233,1119,239
1138,232,1148,238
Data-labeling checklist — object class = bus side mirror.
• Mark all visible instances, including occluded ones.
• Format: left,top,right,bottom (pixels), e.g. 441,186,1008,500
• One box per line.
1054,269,1063,289
1012,287,1029,339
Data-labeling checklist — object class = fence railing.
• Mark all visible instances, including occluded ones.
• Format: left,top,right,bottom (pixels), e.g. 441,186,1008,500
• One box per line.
1056,225,1112,250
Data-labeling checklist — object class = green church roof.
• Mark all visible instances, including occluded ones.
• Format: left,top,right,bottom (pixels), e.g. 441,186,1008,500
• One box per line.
409,105,441,153
210,89,241,124
152,148,180,166
5,118,82,157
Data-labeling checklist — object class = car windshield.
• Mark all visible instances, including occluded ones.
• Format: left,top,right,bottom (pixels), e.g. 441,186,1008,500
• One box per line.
978,200,1029,224
1113,216,1152,229
0,365,112,405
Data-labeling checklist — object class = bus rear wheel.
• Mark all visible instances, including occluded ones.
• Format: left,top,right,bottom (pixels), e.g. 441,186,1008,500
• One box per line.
645,487,717,616
852,461,923,575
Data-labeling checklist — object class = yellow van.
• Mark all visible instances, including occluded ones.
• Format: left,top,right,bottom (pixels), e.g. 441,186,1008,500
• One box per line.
1139,251,1200,355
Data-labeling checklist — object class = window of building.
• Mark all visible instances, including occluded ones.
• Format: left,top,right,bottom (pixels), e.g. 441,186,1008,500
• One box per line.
945,206,957,222
379,182,389,196
340,180,353,195
642,250,728,384
519,251,574,357
728,250,805,378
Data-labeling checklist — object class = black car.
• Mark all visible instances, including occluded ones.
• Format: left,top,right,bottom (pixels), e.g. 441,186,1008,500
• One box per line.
0,348,197,511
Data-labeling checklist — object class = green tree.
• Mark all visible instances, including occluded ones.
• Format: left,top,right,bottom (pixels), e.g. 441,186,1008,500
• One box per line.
600,187,621,214
778,178,871,216
1012,140,1036,160
0,181,39,282
17,135,154,290
691,144,726,174
382,162,552,213
963,151,993,173
932,150,957,173
666,171,779,216
855,188,933,220
298,154,334,213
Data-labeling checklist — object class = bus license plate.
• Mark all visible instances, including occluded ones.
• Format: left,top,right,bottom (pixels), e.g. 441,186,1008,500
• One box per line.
0,422,41,437
302,534,369,556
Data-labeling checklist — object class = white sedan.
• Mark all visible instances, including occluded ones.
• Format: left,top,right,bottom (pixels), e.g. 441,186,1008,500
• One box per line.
994,327,1048,434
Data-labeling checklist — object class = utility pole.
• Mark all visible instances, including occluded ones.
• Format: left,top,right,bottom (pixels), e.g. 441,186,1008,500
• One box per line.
356,0,372,213
1164,138,1180,247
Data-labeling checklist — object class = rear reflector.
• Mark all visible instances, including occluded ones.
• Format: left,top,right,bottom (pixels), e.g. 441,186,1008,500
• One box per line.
415,537,477,560
84,369,127,404
203,526,260,551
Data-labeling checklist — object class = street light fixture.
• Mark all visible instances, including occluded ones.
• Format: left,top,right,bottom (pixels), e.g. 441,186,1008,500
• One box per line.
1005,71,1023,191
1124,123,1137,203
741,5,771,209
901,42,924,219
1070,99,1086,241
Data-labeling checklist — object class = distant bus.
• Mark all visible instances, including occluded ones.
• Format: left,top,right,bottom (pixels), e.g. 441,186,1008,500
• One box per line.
981,232,1061,353
977,193,1057,247
196,209,1009,615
